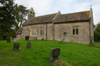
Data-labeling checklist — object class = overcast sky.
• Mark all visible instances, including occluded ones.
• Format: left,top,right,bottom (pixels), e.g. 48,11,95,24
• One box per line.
15,0,100,25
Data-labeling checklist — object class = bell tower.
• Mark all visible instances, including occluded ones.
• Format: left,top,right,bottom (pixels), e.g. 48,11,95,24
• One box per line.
28,7,35,20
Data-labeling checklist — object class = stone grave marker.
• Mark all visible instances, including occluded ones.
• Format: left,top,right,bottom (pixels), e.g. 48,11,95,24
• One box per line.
13,43,20,50
13,38,17,41
49,48,60,63
34,37,37,41
10,37,12,40
41,38,44,41
27,42,31,48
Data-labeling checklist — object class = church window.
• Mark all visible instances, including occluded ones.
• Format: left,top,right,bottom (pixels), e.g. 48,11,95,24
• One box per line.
32,31,36,35
76,28,78,34
73,29,75,35
72,27,79,35
40,30,44,35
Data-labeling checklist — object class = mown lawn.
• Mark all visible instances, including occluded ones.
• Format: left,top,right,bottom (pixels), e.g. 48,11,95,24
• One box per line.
0,40,100,66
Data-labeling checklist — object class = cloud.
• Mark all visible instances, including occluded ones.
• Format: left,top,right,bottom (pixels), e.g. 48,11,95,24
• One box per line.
93,5,100,25
14,0,100,25
74,2,90,12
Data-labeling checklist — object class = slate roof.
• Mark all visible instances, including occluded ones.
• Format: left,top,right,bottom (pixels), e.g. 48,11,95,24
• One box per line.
23,13,56,26
16,27,22,35
55,11,90,23
17,11,90,35
23,11,90,26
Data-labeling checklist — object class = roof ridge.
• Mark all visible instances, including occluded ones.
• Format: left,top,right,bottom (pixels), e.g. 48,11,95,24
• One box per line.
16,27,22,34
61,10,90,15
35,13,57,18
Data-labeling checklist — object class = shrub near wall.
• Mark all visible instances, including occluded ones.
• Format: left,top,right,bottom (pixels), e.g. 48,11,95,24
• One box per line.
25,36,29,40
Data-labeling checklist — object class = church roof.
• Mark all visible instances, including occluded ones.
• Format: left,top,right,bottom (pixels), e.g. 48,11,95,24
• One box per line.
23,13,56,26
16,27,22,35
23,11,90,26
55,11,90,23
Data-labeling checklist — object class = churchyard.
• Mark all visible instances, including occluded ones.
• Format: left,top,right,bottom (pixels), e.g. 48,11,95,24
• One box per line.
0,40,100,66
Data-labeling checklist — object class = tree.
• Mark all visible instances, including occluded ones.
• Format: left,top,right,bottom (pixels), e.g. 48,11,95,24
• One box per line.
0,0,18,39
94,23,100,42
17,5,28,27
94,31,99,41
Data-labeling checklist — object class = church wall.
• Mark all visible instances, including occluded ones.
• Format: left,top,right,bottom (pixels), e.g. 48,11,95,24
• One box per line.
22,24,48,40
22,23,54,40
22,26,30,39
16,35,22,40
47,24,53,40
54,22,90,44
22,22,90,44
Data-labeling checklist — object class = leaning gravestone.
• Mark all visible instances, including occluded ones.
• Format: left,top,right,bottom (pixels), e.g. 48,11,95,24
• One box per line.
27,42,31,49
13,43,20,50
7,37,11,43
49,48,60,63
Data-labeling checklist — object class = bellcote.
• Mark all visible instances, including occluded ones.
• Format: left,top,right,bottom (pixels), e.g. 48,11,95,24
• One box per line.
28,7,35,20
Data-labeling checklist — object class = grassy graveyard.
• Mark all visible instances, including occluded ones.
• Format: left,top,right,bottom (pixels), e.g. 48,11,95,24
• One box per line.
0,40,100,66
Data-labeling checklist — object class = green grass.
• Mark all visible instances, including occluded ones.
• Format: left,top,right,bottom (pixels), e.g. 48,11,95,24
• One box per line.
0,40,100,66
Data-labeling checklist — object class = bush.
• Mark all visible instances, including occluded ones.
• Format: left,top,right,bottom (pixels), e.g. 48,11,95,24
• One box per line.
52,60,72,66
25,36,29,40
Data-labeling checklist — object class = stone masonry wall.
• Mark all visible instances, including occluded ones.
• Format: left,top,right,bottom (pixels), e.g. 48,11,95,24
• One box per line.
22,23,53,40
54,22,90,44
16,35,22,40
22,22,90,44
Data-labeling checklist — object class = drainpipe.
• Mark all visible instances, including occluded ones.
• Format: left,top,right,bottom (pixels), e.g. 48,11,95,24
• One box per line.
53,23,54,40
46,23,47,40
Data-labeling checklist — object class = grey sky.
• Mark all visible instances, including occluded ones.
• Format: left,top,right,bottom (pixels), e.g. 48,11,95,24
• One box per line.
15,0,100,25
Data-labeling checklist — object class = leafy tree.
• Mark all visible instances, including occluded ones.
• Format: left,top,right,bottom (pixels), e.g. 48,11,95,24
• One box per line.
94,31,99,41
94,23,100,42
16,5,28,27
0,0,18,39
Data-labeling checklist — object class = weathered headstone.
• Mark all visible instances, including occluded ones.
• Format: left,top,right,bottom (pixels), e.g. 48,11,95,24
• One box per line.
13,38,17,41
13,43,20,50
49,48,60,63
34,37,37,41
27,42,31,48
41,38,44,41
59,38,64,44
7,37,11,43
10,37,12,40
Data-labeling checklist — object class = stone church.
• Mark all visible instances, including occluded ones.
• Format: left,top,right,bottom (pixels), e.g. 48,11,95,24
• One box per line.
16,7,94,44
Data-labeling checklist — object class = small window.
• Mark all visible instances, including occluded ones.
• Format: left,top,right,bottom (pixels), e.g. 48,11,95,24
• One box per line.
32,31,36,35
72,28,79,35
73,29,75,35
76,28,78,34
40,30,44,35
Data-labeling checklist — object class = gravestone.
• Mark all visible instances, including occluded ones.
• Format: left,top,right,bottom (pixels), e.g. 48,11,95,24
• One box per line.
34,37,37,41
41,38,44,41
27,42,31,48
13,43,20,50
49,48,60,63
10,37,12,40
13,38,17,41
7,37,11,43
